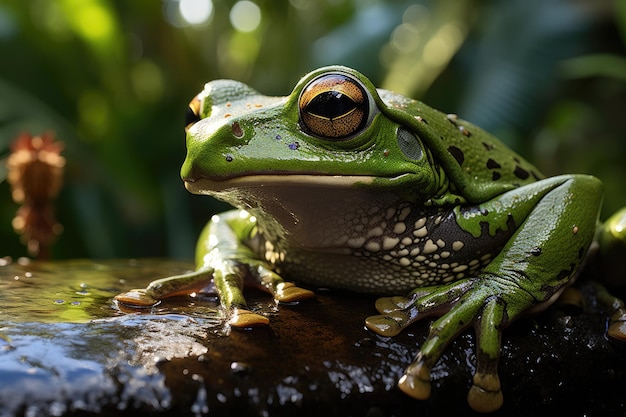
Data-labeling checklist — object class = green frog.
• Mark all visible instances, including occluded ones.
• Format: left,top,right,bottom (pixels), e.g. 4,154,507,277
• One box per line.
116,66,626,412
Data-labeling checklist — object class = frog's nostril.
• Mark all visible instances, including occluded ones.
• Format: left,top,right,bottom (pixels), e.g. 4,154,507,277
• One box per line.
180,162,200,183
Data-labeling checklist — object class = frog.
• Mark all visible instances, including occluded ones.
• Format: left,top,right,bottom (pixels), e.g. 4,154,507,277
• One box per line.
115,66,626,412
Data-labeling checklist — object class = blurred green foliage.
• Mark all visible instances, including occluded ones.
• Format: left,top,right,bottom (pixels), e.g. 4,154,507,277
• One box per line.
0,0,624,260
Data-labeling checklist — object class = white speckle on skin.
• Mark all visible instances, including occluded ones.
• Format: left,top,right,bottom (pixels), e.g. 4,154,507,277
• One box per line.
383,237,400,250
452,241,465,251
393,222,407,234
436,239,445,248
399,257,411,266
422,239,438,254
368,227,384,237
413,227,428,238
414,218,426,229
452,264,468,273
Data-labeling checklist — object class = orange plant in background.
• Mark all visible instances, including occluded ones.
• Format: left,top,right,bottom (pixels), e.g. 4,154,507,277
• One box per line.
6,132,65,258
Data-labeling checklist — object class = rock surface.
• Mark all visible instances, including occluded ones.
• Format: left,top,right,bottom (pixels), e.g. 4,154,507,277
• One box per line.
0,259,624,416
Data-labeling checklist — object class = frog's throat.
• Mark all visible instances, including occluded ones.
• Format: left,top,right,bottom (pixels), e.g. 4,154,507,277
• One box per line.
183,174,386,194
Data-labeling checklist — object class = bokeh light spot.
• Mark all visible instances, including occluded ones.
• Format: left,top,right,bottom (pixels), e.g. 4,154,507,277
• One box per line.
230,1,261,33
179,0,213,25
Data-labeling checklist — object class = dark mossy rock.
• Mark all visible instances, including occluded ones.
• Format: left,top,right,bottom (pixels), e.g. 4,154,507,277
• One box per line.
0,259,624,416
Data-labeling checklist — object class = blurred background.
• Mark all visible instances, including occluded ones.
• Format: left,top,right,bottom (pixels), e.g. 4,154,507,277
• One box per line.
0,0,624,260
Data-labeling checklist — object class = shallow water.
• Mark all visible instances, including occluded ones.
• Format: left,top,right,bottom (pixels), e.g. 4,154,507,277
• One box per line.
0,259,226,416
0,258,219,323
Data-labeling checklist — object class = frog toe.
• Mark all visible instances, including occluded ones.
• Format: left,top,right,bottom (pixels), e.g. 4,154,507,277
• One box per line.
367,281,474,337
229,308,270,327
114,289,159,308
373,295,413,314
365,311,407,337
467,372,504,413
608,318,626,340
397,360,432,400
379,279,513,411
274,282,315,303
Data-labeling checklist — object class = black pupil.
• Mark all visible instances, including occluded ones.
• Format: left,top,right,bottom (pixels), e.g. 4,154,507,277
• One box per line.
305,91,356,120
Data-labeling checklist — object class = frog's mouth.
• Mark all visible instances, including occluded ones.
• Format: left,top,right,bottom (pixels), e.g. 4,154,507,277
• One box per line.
183,174,380,194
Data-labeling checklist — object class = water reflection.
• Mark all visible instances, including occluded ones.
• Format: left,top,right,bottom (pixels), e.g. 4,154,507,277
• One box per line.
0,258,200,322
0,259,228,415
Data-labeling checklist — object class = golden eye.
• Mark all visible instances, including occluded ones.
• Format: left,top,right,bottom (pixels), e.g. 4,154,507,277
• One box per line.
185,95,202,132
299,73,369,139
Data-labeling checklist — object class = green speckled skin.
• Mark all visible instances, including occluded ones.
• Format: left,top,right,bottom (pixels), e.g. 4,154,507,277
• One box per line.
116,66,626,413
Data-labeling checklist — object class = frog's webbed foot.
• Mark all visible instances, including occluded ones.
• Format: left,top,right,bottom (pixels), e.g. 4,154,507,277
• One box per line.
366,278,531,413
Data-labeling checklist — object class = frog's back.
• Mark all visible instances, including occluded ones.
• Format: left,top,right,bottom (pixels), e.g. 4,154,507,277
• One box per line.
378,90,543,204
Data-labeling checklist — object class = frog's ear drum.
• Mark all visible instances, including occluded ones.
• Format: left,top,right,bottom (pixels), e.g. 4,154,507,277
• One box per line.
185,96,202,132
299,73,369,140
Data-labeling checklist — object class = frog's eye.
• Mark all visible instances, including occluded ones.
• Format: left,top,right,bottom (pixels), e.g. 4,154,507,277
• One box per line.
299,73,372,140
185,95,202,132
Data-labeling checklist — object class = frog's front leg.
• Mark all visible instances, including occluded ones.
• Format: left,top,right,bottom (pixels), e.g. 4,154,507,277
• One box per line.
366,175,602,413
115,209,314,327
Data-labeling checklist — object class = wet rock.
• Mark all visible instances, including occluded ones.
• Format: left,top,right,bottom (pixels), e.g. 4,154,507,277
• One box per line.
0,259,624,416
